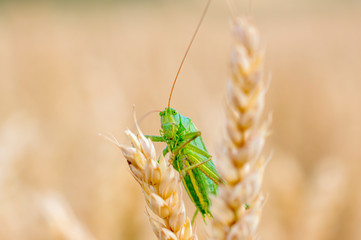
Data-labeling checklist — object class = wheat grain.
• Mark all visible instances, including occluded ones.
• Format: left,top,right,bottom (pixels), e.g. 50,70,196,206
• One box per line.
106,123,197,240
211,17,270,240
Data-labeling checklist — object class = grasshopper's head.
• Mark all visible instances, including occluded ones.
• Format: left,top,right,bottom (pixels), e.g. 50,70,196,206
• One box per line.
160,107,180,140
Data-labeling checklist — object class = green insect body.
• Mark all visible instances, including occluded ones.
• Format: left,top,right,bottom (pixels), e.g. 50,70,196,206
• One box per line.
147,107,225,220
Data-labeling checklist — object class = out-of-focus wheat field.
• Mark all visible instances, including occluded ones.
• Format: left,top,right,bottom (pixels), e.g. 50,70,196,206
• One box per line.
1,0,360,239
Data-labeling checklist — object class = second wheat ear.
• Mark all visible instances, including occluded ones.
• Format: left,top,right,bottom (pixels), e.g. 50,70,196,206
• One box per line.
211,17,270,239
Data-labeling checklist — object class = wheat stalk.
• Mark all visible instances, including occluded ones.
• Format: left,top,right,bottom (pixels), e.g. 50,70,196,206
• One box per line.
211,17,269,240
105,123,197,240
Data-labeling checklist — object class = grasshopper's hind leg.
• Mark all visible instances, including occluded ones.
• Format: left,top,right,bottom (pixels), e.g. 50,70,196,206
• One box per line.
191,209,199,225
187,152,226,185
178,150,223,185
173,131,201,155
181,157,212,175
186,144,211,158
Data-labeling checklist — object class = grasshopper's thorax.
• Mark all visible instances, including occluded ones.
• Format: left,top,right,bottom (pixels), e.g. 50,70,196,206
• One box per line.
160,107,180,140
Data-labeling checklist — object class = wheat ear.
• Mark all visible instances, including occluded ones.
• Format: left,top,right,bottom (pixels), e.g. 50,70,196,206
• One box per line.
211,17,269,239
106,126,197,240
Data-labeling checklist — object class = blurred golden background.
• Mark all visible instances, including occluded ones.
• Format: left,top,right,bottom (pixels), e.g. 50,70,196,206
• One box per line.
0,0,360,239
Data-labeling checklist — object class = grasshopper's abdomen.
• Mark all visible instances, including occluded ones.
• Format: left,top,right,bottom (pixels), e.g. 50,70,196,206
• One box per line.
173,154,213,218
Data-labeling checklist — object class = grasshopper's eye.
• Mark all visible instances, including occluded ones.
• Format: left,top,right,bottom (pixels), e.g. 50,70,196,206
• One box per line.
172,110,176,115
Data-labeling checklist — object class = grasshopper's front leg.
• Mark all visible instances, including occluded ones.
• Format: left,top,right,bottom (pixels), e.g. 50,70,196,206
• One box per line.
145,135,164,142
145,135,170,157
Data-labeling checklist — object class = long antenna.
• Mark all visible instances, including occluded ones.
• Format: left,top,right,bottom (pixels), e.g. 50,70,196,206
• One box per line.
168,0,212,108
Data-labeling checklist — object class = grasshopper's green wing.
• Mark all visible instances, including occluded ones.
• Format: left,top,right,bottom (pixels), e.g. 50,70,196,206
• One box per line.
179,114,225,187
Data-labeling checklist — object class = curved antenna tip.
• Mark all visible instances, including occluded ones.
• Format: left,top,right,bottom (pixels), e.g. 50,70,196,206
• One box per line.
168,0,212,108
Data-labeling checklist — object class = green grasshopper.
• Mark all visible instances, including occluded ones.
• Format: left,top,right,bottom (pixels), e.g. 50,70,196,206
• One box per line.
146,107,225,221
145,0,225,222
